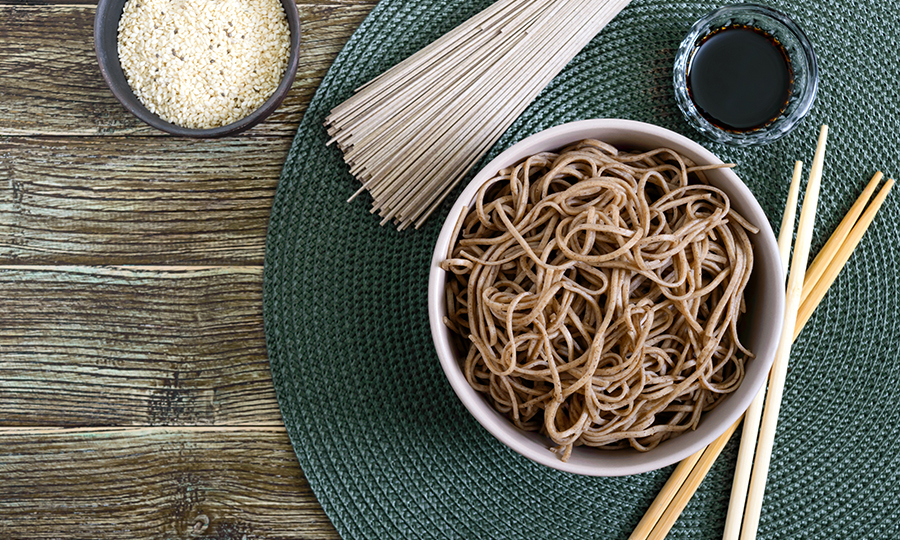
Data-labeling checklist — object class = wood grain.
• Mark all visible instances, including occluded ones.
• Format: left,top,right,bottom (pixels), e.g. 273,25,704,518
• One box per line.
0,0,380,535
0,137,291,265
0,266,282,427
0,428,341,539
0,1,377,137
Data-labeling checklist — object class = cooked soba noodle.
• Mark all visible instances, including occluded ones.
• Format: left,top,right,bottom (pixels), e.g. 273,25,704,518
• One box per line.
440,139,757,460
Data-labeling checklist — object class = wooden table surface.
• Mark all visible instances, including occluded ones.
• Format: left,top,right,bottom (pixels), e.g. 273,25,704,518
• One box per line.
1,0,378,537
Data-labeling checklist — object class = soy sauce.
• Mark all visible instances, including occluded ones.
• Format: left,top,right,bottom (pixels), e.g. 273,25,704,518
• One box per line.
687,25,793,131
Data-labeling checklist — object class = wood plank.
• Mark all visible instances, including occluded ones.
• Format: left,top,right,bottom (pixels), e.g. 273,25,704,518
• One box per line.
0,428,341,539
0,266,283,427
0,137,291,265
0,0,97,4
0,1,377,137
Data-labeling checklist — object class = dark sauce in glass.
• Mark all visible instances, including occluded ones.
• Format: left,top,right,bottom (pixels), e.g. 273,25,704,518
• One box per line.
687,25,793,132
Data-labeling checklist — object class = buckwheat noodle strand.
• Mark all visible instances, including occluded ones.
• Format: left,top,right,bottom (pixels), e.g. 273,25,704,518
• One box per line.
441,140,757,459
326,0,633,230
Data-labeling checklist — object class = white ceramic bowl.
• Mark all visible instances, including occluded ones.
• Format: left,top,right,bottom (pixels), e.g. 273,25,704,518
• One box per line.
428,119,785,476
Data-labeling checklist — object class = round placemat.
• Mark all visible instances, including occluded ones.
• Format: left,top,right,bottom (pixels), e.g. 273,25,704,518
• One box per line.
264,1,900,538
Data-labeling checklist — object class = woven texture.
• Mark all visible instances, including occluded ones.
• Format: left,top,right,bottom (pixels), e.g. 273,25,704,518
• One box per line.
264,1,900,538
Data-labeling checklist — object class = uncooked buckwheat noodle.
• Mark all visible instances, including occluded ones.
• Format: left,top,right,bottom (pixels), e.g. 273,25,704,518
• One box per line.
325,0,632,230
440,140,757,460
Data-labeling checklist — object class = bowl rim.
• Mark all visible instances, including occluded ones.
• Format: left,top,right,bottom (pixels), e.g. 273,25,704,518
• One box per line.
94,0,302,138
428,118,785,476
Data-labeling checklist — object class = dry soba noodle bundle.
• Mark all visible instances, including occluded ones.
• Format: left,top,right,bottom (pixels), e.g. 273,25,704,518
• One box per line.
441,139,757,460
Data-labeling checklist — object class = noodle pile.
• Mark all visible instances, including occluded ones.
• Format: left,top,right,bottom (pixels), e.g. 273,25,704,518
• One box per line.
326,0,632,230
440,139,757,460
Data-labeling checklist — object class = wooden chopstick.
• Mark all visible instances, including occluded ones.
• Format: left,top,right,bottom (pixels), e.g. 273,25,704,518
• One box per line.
739,124,829,540
721,160,805,540
778,161,807,267
794,177,894,337
634,168,891,540
629,125,858,540
800,171,883,306
626,451,704,540
629,127,895,540
645,419,743,540
642,128,825,538
723,169,892,539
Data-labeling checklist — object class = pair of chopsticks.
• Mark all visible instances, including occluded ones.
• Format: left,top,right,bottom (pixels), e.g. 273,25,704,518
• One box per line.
629,125,895,540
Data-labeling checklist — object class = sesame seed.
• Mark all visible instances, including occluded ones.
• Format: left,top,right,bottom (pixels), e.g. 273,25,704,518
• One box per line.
117,0,290,129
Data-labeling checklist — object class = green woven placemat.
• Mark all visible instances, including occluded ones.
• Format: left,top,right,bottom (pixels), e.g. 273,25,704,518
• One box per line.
264,1,900,538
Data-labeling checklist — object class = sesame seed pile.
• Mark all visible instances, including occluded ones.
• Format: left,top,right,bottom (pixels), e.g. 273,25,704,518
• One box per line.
117,0,291,129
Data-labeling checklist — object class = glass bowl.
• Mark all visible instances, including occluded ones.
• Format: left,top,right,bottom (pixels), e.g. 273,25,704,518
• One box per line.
673,3,818,146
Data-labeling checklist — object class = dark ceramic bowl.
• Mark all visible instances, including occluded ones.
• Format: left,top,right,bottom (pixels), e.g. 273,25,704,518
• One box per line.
94,0,301,137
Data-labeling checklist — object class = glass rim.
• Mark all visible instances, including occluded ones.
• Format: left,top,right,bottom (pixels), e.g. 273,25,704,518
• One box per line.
673,3,819,146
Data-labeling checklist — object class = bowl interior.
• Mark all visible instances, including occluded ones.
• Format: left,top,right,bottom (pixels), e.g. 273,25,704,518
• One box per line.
428,119,784,476
94,0,301,137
